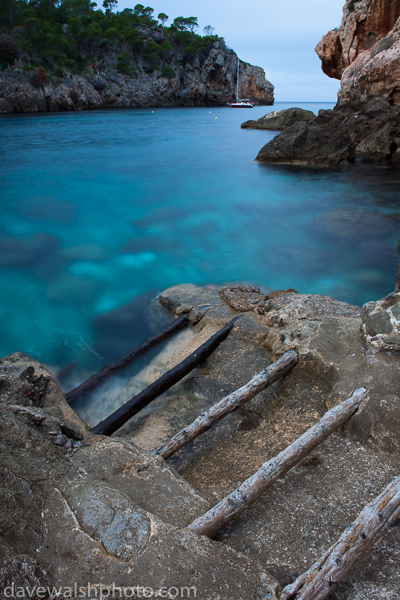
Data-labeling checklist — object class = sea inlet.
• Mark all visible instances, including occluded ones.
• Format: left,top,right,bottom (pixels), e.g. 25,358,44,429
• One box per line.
1,103,400,382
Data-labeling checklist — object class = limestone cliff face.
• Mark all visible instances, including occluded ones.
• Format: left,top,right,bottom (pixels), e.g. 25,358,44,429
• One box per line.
316,0,400,109
338,19,400,107
316,0,400,79
0,42,274,113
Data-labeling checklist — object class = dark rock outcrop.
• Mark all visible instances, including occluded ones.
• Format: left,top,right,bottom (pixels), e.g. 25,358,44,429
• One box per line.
0,42,274,113
254,1,400,165
241,106,315,130
254,0,400,166
256,111,356,166
255,99,400,166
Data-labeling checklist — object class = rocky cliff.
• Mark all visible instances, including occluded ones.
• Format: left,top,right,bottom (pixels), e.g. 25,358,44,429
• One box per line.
316,0,400,79
315,0,400,108
0,41,274,113
255,0,400,166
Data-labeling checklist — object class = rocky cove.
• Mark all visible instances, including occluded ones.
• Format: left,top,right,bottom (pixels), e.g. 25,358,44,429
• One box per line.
0,31,273,112
0,44,273,112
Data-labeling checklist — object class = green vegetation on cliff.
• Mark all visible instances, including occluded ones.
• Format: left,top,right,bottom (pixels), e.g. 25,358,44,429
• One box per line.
0,0,223,75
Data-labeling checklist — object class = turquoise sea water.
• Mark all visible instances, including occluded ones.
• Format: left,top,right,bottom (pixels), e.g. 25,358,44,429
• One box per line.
1,102,400,380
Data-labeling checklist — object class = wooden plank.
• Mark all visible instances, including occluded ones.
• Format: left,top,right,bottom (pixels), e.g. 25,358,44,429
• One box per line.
91,316,241,436
187,387,367,538
281,475,400,600
153,350,298,460
66,314,189,406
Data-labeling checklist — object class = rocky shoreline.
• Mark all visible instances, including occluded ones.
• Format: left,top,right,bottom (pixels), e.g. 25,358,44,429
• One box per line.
0,40,274,113
2,278,400,599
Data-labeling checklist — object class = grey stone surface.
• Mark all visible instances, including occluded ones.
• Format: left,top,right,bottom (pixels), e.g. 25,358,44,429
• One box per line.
0,352,280,599
241,107,315,130
146,283,400,598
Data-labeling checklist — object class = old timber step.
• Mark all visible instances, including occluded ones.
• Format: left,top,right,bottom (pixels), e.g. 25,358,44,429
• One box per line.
153,350,299,460
109,287,400,599
66,313,189,406
187,389,367,538
280,475,400,600
91,316,241,436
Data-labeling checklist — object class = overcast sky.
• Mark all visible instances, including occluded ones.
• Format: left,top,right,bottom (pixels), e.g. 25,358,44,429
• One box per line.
116,0,345,101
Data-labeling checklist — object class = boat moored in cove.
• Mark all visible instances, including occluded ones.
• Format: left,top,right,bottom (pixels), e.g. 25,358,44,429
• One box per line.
227,58,254,108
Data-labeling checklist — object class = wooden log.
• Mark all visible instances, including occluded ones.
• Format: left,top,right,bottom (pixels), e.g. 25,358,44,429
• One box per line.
281,475,400,600
91,316,241,436
153,350,298,460
66,314,189,406
187,387,367,538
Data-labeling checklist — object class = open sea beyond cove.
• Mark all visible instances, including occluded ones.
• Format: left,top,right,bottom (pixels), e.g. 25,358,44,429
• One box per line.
1,102,400,384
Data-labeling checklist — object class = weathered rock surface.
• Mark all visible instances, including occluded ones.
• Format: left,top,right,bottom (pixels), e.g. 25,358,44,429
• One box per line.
316,0,400,80
338,17,400,108
255,99,400,165
3,282,400,598
362,290,400,351
241,107,315,130
256,111,356,166
0,352,280,599
0,42,274,113
316,0,400,110
135,283,400,599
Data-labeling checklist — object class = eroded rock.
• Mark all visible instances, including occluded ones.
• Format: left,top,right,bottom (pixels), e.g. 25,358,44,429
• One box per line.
0,352,280,599
241,107,315,130
256,113,356,166
362,291,400,350
316,0,400,80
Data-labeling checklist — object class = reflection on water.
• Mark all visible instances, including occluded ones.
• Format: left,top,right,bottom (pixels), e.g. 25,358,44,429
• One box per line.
1,103,400,379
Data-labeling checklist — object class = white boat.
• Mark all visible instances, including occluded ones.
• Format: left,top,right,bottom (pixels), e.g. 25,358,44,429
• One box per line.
227,58,254,108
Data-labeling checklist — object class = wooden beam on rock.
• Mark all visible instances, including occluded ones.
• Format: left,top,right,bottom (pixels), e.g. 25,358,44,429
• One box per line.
153,350,298,460
91,316,241,436
187,387,367,538
66,314,189,406
281,475,400,600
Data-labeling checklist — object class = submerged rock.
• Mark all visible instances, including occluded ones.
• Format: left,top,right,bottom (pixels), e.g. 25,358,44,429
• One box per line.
241,107,315,130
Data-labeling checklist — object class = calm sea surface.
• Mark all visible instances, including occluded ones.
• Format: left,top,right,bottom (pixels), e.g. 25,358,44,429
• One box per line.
1,102,400,380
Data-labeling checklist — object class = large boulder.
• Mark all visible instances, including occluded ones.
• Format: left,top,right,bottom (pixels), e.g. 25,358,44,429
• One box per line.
255,112,356,166
241,107,315,130
342,98,400,160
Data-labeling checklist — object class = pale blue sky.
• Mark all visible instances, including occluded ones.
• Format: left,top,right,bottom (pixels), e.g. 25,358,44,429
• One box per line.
116,0,345,101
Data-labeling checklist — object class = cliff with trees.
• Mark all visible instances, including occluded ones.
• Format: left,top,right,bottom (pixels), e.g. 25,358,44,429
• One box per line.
0,1,274,112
